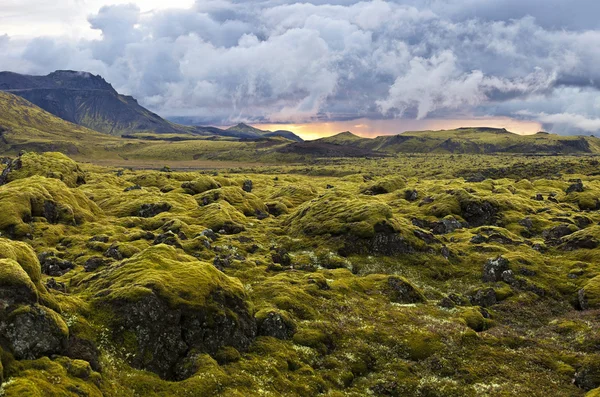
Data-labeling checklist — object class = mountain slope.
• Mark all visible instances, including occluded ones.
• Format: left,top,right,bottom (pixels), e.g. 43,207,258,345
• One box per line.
263,130,303,142
307,127,600,155
0,91,123,155
226,123,303,141
0,70,199,136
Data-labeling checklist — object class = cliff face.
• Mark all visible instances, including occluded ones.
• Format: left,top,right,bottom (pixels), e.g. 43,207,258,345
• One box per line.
0,71,190,136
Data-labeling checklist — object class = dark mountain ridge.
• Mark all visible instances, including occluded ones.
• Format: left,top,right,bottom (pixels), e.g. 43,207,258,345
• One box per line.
0,70,202,136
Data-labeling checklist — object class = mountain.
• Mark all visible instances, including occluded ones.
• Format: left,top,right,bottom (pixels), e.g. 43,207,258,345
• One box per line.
265,130,304,142
0,70,199,136
0,91,122,155
304,127,600,154
225,123,303,141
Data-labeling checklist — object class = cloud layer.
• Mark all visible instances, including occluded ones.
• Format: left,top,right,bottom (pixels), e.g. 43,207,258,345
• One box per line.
1,0,600,134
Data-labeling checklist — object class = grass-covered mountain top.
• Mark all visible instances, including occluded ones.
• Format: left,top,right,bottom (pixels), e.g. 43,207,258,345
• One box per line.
310,127,600,154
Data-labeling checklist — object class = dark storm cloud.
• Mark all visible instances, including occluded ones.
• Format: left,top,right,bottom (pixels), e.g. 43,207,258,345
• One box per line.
1,0,600,133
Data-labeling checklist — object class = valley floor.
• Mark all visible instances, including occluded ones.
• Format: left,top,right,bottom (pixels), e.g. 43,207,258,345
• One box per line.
1,152,600,396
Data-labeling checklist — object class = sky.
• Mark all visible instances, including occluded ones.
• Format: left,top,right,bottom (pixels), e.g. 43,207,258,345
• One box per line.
1,0,600,138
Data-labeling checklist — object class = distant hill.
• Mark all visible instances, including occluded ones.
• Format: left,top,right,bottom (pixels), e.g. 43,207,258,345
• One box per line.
224,123,303,141
305,127,600,155
0,70,201,136
0,91,122,155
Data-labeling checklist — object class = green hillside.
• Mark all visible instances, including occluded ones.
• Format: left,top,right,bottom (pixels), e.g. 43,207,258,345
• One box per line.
317,127,600,154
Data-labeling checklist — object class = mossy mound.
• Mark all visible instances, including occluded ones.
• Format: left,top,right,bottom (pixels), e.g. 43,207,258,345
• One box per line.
196,186,267,217
0,356,102,397
285,191,398,239
0,258,38,307
269,185,318,208
286,192,433,255
84,245,256,379
0,152,85,188
0,239,43,289
96,188,197,218
0,239,67,361
181,176,221,194
1,304,68,360
361,175,406,195
579,275,600,310
194,201,248,234
0,176,101,237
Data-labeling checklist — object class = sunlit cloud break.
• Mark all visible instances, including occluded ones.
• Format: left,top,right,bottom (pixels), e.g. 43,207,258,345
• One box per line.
1,0,599,135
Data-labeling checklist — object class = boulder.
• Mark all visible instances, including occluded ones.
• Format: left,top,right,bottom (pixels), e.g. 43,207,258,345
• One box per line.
575,357,600,391
385,276,426,304
470,288,497,308
0,152,85,188
138,202,172,218
86,245,256,380
566,180,584,194
256,310,297,339
0,304,68,360
482,256,510,282
39,252,74,277
242,179,253,193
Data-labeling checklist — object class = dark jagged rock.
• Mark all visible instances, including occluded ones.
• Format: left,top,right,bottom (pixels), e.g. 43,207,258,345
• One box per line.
461,199,498,227
0,155,22,185
65,336,101,372
404,189,419,202
242,179,253,193
482,256,510,282
199,229,218,241
124,184,142,192
38,252,74,277
470,234,487,244
466,173,486,183
271,247,292,267
104,245,124,260
439,293,469,309
89,235,109,243
138,203,172,218
45,278,67,292
544,224,576,243
566,180,584,194
0,304,68,360
87,246,257,380
256,311,297,340
574,359,600,391
153,231,182,248
470,288,497,307
385,276,426,304
84,256,112,272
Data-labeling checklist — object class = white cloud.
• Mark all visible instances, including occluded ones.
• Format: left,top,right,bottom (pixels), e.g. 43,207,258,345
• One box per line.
0,0,599,133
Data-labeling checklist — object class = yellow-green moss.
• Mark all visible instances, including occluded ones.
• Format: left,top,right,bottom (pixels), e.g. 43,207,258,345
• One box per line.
86,244,246,309
1,152,85,188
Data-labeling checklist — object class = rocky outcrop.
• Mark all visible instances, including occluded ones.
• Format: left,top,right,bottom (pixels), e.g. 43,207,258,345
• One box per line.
86,245,256,380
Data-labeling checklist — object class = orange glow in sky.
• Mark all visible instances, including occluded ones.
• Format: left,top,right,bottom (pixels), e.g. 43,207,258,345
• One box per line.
253,117,543,141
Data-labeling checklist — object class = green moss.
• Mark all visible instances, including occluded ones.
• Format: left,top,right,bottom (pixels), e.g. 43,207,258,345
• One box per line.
361,175,406,195
293,329,329,354
403,330,444,360
460,307,492,332
0,176,100,237
581,275,600,309
181,176,221,194
86,244,246,309
193,201,247,233
1,357,102,397
196,186,267,216
285,191,398,238
0,259,38,298
1,152,85,188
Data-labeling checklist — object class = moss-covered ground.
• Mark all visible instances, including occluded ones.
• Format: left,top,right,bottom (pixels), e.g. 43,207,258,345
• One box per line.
1,151,600,396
